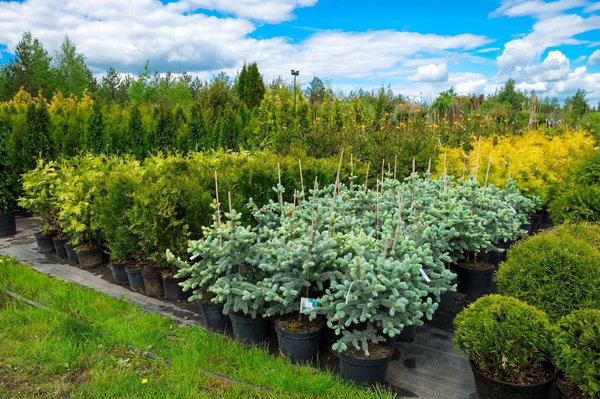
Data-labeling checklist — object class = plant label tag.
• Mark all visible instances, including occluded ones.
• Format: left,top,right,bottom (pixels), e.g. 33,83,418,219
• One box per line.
419,268,431,283
300,297,317,312
190,253,200,261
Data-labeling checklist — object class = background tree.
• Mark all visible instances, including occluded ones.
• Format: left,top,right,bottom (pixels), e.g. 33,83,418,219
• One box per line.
54,36,95,98
235,62,265,110
1,32,54,100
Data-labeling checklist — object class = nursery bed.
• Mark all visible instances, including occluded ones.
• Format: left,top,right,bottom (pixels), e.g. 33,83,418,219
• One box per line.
0,217,486,398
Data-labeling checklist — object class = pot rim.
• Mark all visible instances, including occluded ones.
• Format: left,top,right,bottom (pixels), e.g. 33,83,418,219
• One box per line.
469,359,557,388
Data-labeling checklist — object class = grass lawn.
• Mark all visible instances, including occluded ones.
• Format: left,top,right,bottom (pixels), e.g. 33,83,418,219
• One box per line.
0,256,393,399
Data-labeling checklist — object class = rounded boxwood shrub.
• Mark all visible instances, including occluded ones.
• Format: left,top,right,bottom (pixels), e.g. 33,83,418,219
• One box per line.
550,151,600,223
552,309,600,398
496,226,600,321
454,295,552,384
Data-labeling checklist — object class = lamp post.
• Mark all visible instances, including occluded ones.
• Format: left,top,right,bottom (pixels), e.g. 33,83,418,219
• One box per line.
291,69,299,112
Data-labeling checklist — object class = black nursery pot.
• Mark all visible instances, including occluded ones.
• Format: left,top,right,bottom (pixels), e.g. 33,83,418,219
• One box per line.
338,346,392,387
456,262,495,298
162,275,186,301
64,244,79,265
470,360,556,399
398,325,417,343
0,212,16,237
77,247,104,269
142,270,164,297
275,323,323,364
110,262,129,285
35,232,56,253
125,267,145,292
229,313,271,345
52,237,68,259
199,301,232,333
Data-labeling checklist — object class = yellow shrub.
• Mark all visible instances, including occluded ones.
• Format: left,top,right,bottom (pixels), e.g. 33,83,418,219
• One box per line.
436,130,596,204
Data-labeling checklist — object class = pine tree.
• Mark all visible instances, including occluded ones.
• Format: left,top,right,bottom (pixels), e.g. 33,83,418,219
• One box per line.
2,32,54,99
85,102,105,153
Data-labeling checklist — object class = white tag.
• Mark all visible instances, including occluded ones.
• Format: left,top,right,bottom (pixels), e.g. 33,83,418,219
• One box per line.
190,253,200,261
508,205,516,214
300,297,317,312
419,268,431,283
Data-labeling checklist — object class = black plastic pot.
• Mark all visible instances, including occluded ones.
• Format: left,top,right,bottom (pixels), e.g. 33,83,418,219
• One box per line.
77,246,104,269
35,233,56,253
338,347,392,387
398,325,417,342
125,267,145,292
52,237,68,259
456,262,495,297
229,313,271,345
110,262,129,285
162,276,186,301
199,301,232,333
556,376,587,399
64,244,79,265
470,360,555,399
275,323,322,364
142,270,164,297
0,212,16,237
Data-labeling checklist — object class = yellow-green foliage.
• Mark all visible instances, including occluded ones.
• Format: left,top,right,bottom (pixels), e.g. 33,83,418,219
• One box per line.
437,130,595,205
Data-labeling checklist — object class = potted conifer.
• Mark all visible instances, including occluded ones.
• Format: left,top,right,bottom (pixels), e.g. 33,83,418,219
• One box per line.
19,159,61,253
454,295,556,399
552,309,599,399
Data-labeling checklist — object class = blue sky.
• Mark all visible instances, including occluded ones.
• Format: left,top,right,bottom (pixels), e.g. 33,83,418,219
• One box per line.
0,0,599,102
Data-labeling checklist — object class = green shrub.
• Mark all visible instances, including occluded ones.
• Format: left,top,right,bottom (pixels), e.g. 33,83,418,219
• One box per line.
19,159,61,233
95,157,144,262
550,151,600,223
454,295,552,384
56,155,111,246
496,227,600,321
552,309,600,398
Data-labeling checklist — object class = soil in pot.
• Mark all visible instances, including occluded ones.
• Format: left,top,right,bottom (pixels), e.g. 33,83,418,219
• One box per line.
125,263,145,293
198,294,232,333
35,232,56,254
76,242,104,269
110,261,129,285
161,269,186,301
275,314,324,364
52,235,68,259
64,243,79,265
556,376,591,399
338,344,393,387
229,312,271,345
142,265,164,297
456,261,495,297
470,360,555,399
0,212,16,237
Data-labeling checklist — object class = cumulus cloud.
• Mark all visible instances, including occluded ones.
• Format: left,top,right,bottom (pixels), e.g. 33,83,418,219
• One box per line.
497,14,600,78
589,49,600,65
407,63,449,82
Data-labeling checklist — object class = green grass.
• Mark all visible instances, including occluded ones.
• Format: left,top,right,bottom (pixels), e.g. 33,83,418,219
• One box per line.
0,256,393,399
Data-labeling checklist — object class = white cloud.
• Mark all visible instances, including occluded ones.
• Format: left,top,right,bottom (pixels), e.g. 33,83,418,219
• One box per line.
168,0,318,23
589,49,600,65
492,0,588,19
497,14,600,78
407,63,449,82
